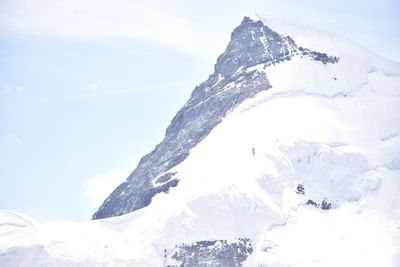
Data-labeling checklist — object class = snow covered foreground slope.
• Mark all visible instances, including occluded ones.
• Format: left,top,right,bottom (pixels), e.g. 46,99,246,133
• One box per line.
1,13,400,266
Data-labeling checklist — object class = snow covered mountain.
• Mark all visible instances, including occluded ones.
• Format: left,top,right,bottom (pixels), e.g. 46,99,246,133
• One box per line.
1,13,400,266
92,15,339,220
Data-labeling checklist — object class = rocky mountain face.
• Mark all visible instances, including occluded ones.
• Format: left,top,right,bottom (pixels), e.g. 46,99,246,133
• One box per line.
93,17,339,220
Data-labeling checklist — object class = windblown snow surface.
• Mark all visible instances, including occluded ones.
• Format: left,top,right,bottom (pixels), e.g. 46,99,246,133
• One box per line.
1,13,400,266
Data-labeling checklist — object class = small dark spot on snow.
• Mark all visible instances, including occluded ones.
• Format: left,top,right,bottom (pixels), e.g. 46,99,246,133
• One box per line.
306,199,318,207
296,184,305,195
321,198,332,210
306,198,332,210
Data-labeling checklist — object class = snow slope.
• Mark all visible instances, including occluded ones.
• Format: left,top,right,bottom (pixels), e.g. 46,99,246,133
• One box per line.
1,14,400,266
0,211,38,234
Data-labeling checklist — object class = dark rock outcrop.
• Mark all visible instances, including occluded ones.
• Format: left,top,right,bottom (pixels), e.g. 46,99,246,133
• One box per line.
296,184,305,195
306,198,332,210
165,238,253,267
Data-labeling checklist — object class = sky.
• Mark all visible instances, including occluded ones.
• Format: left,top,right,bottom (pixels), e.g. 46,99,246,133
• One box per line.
1,0,399,222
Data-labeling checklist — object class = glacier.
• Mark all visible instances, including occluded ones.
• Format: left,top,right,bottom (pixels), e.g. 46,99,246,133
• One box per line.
1,13,400,267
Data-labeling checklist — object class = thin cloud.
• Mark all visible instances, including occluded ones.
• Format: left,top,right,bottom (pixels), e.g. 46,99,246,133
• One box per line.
0,133,22,145
3,79,190,107
87,83,99,92
0,0,209,57
3,88,142,107
2,84,23,94
2,0,398,62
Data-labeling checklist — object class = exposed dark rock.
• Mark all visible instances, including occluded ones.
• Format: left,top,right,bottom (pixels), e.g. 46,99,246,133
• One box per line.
165,238,253,267
296,184,305,195
306,198,332,210
93,16,340,219
321,198,332,210
306,199,319,208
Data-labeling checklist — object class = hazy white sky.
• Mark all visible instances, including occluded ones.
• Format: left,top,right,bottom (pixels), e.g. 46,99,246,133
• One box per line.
1,0,399,222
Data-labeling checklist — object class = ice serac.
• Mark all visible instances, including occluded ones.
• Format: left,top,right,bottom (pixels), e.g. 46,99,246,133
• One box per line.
93,16,339,219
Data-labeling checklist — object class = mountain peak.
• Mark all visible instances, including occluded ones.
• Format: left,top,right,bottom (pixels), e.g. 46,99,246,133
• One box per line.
214,15,339,78
92,16,340,220
214,16,297,77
